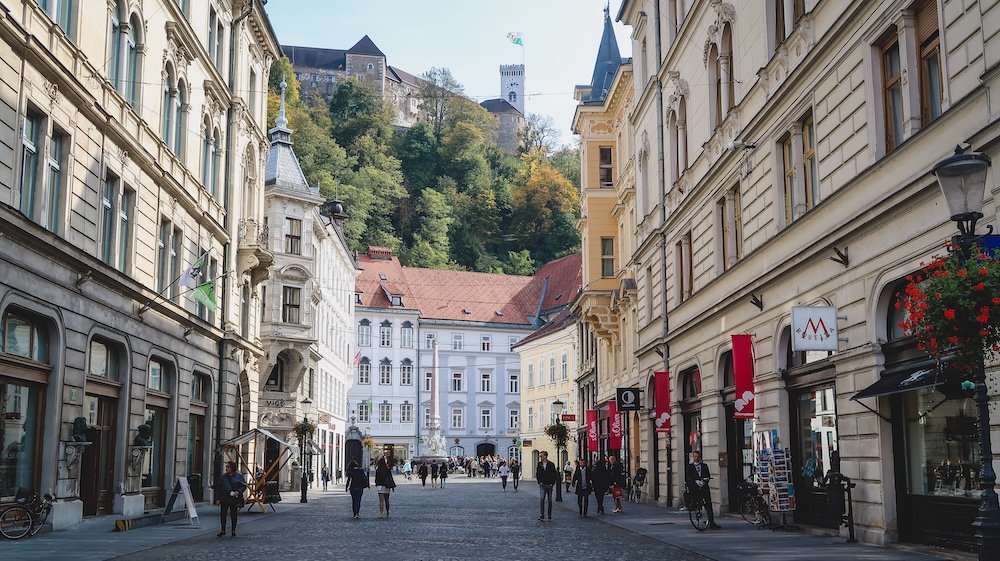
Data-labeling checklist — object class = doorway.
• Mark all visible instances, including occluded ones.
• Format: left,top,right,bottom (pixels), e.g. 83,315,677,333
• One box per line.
81,395,116,516
476,442,496,457
724,403,753,512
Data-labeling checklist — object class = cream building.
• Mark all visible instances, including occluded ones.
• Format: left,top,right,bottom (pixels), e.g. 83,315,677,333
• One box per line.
617,0,1000,553
0,0,278,528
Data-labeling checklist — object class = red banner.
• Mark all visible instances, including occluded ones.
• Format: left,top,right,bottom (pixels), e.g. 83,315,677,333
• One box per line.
654,371,671,433
586,410,598,452
608,400,623,450
732,334,756,420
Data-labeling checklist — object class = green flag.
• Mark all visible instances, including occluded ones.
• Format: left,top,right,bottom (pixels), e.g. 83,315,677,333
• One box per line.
507,32,523,47
191,281,217,312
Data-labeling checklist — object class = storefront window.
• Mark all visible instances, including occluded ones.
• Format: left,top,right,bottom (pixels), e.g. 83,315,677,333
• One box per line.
0,382,40,497
142,407,166,488
905,387,978,499
2,310,48,363
795,385,838,489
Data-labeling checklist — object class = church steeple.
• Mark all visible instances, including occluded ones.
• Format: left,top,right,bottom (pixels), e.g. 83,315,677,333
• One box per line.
268,79,293,145
264,78,310,190
587,5,623,103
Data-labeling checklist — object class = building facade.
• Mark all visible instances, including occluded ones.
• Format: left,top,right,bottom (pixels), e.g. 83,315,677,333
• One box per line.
0,0,279,528
616,0,1000,553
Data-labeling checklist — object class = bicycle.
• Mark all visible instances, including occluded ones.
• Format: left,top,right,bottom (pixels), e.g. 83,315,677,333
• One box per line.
737,478,770,527
0,491,53,540
687,489,709,531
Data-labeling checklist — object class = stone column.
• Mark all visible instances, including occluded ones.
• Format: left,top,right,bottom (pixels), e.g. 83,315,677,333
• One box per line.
50,440,90,529
720,54,732,121
116,445,151,518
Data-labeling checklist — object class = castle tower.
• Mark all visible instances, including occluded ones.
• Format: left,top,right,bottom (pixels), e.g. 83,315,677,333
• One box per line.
500,64,525,115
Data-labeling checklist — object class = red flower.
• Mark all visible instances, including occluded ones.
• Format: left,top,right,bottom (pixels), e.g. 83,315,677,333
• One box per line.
980,329,990,336
958,269,968,278
944,309,956,320
948,336,960,345
974,282,987,291
894,301,901,310
935,293,942,300
980,267,989,275
994,298,1000,305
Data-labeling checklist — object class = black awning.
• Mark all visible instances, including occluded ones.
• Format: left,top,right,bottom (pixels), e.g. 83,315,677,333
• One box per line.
851,368,945,401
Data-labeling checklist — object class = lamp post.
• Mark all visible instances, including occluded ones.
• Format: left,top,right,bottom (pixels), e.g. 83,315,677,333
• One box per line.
553,399,565,502
932,146,998,561
300,397,313,504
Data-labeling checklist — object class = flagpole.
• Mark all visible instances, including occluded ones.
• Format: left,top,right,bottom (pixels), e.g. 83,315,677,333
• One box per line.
137,270,229,317
137,250,210,316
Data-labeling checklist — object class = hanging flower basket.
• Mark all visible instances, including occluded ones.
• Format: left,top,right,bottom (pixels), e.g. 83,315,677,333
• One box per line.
293,418,316,443
897,242,1000,373
544,423,569,448
362,436,378,451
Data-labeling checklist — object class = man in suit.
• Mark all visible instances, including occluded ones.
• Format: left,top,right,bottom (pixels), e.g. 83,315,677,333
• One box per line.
590,458,610,514
535,450,559,521
571,458,594,517
685,451,721,529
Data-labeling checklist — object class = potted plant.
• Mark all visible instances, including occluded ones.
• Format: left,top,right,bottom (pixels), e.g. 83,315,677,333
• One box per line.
362,435,378,451
544,423,569,448
293,417,316,444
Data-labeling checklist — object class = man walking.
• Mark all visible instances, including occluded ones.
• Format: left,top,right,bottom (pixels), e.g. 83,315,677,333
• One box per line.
535,450,559,521
572,458,594,517
591,458,609,514
685,451,721,529
607,455,626,513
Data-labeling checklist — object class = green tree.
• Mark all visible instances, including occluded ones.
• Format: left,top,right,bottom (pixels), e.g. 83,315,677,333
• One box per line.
510,150,580,263
518,113,559,155
328,77,396,167
401,188,456,269
549,144,581,189
395,120,438,189
504,249,536,275
419,67,464,140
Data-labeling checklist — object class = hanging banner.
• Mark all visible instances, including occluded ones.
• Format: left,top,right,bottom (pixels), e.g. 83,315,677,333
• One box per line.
654,371,671,433
586,410,598,451
731,334,755,420
608,400,623,450
791,306,839,352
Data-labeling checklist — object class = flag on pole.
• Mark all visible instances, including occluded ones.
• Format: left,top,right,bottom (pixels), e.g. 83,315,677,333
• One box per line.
506,32,524,47
191,281,218,312
179,251,208,287
365,397,373,409
353,351,362,366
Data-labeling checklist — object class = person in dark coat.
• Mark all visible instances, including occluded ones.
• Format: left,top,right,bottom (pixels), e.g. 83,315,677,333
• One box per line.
430,460,440,488
571,458,594,517
417,461,429,487
374,457,395,518
216,461,246,537
607,455,627,513
345,460,369,519
438,460,448,488
535,451,559,521
685,451,720,529
510,459,521,492
590,459,610,514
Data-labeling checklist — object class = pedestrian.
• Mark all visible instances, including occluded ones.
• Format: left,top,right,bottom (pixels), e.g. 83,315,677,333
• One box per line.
564,459,574,493
345,460,369,519
572,457,594,517
498,462,510,491
686,450,721,529
403,460,412,480
374,457,396,518
535,450,559,521
417,461,429,487
430,460,440,488
482,457,491,478
438,460,448,488
216,461,246,537
321,466,330,491
591,457,609,514
510,459,521,492
607,455,626,513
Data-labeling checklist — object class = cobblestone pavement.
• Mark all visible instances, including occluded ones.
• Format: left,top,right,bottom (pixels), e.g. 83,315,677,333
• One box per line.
110,478,710,561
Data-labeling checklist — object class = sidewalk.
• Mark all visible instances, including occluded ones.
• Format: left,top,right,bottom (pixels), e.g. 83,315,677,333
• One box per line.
0,487,342,561
553,493,963,561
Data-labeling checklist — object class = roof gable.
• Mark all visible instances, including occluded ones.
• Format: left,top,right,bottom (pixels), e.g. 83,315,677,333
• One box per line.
348,35,385,57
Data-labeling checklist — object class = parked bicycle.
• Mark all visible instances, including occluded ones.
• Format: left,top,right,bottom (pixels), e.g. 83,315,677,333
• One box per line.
737,477,770,527
0,490,53,540
687,486,710,531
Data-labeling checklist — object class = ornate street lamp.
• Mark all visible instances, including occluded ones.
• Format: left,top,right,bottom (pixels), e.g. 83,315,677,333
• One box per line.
299,396,313,504
932,146,998,561
553,399,565,502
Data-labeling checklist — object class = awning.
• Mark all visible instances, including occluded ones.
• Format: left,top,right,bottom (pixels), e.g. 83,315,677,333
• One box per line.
850,368,945,401
219,428,300,456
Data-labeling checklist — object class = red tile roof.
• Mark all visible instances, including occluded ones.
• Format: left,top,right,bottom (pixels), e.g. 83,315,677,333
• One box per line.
534,253,582,314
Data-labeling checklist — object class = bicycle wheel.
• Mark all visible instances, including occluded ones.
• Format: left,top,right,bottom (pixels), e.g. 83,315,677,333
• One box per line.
0,506,33,540
28,505,50,536
740,497,764,525
689,501,709,531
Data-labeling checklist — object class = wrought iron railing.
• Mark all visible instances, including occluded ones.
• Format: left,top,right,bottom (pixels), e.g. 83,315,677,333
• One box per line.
238,218,269,246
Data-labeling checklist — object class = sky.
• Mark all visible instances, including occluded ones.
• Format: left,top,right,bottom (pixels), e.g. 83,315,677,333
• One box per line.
263,0,633,148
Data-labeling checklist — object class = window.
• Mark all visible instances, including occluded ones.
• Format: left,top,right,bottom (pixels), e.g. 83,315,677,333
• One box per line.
358,358,370,384
509,409,519,430
645,266,655,322
157,222,182,296
599,146,613,188
601,237,615,277
916,0,942,125
40,0,75,37
452,408,464,429
117,188,134,272
527,406,534,429
527,364,534,387
881,30,904,153
99,174,119,265
281,287,301,323
781,134,794,225
379,403,391,423
88,339,120,380
202,124,221,197
358,320,371,347
358,402,370,422
43,129,66,233
716,186,743,271
481,336,492,352
191,374,207,403
379,321,392,347
401,322,414,347
162,65,186,156
549,358,556,383
508,373,519,393
425,332,436,349
400,403,412,423
148,359,167,392
248,69,258,120
480,371,492,392
561,354,568,380
285,218,302,254
802,114,818,210
400,361,413,385
451,372,463,392
480,408,492,429
379,360,391,385
208,7,221,67
2,309,48,362
452,333,464,351
19,112,41,219
508,337,519,351
675,231,692,303
424,408,431,426
778,112,819,226
110,6,141,106
424,372,432,392
390,295,402,306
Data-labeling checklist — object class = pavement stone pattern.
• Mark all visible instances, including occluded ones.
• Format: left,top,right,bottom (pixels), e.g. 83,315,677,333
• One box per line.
0,478,954,561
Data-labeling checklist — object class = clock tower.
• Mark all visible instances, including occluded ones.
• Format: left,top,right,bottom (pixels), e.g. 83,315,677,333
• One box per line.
500,64,525,115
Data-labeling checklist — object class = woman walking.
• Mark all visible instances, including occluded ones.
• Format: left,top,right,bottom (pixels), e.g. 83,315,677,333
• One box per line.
374,458,396,518
321,466,330,491
417,461,429,487
498,462,510,491
216,461,246,537
345,460,369,519
438,460,448,488
403,460,412,480
430,460,440,488
510,459,521,492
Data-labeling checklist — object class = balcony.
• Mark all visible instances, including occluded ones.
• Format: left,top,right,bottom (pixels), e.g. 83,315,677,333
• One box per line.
237,218,273,286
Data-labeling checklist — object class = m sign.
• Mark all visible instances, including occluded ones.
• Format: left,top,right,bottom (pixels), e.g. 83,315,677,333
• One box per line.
791,306,839,352
617,388,641,411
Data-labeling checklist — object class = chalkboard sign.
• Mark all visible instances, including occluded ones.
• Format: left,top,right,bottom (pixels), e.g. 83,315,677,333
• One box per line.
162,476,200,525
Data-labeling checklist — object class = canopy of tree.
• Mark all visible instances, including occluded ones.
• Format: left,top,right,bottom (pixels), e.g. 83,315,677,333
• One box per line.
267,59,580,273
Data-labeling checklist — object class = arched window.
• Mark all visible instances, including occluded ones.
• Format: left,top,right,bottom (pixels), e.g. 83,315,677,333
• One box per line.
173,81,186,158
144,357,173,497
201,119,214,193
161,64,176,148
109,2,123,89
721,24,735,118
508,91,517,104
211,127,222,197
358,357,371,384
265,359,284,391
779,325,833,371
681,367,701,400
709,43,721,130
125,14,141,105
721,350,735,389
1,307,49,362
88,338,122,380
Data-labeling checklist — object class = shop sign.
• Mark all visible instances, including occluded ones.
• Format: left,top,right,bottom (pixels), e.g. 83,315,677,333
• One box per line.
263,399,286,408
653,371,671,433
609,400,623,450
560,413,576,422
616,387,640,411
731,334,755,420
791,306,839,352
522,439,532,447
586,410,598,450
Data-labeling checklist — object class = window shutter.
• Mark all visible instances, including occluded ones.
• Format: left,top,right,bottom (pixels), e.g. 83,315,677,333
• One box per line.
915,0,939,46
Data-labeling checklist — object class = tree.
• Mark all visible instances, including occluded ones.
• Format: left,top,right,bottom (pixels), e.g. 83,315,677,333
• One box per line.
401,188,456,269
510,150,580,263
419,67,464,140
504,250,536,275
549,144,581,189
518,113,560,155
328,77,396,166
395,121,439,189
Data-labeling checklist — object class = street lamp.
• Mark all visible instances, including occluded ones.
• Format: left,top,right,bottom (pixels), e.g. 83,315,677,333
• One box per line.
553,398,565,502
300,397,313,504
932,146,998,561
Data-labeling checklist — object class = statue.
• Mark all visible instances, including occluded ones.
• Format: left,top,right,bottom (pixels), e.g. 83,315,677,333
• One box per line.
71,417,89,442
133,423,153,447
